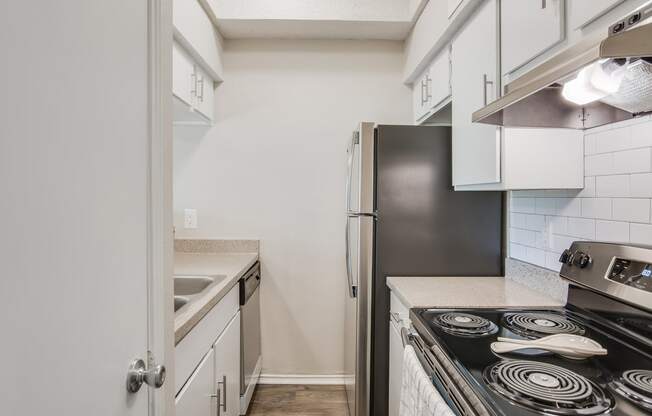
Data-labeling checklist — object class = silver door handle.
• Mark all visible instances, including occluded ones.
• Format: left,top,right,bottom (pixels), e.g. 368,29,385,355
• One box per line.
210,388,222,416
218,375,227,412
191,70,198,98
483,73,494,106
197,76,205,103
345,216,355,298
126,358,166,393
541,0,546,9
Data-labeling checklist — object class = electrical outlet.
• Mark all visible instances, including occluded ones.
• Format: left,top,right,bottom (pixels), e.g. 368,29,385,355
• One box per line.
184,209,197,229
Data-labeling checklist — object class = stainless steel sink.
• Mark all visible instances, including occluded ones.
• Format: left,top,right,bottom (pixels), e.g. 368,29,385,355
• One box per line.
174,276,215,296
174,296,189,312
173,274,226,314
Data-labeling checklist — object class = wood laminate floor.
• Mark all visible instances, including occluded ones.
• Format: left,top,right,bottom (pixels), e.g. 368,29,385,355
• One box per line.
246,385,349,416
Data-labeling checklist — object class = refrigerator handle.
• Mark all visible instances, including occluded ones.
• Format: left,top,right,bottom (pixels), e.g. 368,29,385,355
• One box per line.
345,215,356,298
346,131,359,214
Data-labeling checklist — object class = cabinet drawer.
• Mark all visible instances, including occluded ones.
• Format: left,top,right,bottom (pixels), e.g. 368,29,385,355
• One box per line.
175,284,239,394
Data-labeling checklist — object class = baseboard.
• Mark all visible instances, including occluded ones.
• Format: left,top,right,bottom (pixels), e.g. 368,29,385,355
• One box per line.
258,373,346,385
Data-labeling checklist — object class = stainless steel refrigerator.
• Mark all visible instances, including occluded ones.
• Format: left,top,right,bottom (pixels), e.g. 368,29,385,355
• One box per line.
344,123,503,416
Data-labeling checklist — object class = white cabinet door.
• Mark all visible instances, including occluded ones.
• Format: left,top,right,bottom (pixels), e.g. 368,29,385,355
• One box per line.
173,0,222,80
388,318,404,416
569,0,625,29
194,65,215,121
214,313,241,416
176,348,216,416
501,0,564,74
428,46,452,110
451,0,501,186
173,41,196,107
412,68,430,124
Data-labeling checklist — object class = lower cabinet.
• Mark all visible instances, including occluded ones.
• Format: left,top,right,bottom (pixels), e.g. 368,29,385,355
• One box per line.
176,348,216,416
176,311,241,416
214,312,241,416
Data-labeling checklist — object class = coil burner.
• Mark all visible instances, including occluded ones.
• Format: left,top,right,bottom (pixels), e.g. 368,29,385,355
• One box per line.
484,360,613,415
610,369,652,410
503,312,585,338
432,312,498,337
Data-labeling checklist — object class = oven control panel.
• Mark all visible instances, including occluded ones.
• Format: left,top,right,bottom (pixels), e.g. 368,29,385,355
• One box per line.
607,258,652,293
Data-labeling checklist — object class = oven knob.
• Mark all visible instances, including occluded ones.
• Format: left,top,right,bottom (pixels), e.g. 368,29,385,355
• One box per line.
559,249,573,265
574,252,592,268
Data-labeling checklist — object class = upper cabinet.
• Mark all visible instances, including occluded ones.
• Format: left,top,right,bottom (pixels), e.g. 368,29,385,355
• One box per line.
451,0,501,186
174,0,223,82
501,0,565,75
569,0,625,29
173,41,215,124
412,46,452,125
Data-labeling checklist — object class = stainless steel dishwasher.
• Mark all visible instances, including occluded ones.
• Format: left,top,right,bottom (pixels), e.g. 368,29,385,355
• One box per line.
239,262,261,415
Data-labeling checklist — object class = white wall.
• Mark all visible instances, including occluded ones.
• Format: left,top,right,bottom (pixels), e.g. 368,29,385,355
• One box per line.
509,116,652,272
174,39,411,376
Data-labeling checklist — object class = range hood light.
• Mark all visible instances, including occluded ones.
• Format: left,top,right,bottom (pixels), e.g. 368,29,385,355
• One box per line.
562,65,609,105
562,60,627,106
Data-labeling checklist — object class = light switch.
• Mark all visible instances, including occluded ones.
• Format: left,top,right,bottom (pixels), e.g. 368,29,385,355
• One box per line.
184,209,197,229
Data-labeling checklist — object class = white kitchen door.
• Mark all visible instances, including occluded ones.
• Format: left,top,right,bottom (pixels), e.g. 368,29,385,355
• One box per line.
0,1,172,415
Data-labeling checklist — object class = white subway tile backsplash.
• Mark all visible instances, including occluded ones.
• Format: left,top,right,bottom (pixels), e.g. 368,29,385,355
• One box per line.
576,176,596,198
526,247,546,268
547,216,568,234
511,197,536,214
549,234,579,254
535,198,556,215
613,148,652,174
585,153,613,176
526,214,546,231
594,126,632,153
510,228,537,246
510,243,528,261
545,251,562,272
612,199,651,223
596,220,629,242
630,173,652,198
581,198,612,220
584,134,597,156
510,117,652,272
631,120,652,148
555,198,581,217
596,175,630,197
631,223,652,245
567,217,596,239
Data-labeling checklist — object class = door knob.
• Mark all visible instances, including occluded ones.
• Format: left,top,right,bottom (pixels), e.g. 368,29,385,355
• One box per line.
127,358,166,393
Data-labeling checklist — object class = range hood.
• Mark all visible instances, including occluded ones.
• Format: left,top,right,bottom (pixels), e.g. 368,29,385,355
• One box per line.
473,4,652,130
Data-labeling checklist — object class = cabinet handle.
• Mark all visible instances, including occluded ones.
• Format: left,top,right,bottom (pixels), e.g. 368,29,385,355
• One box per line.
190,71,197,98
197,76,204,103
217,375,226,412
483,73,494,106
541,0,546,9
420,79,426,105
210,388,222,416
425,75,432,103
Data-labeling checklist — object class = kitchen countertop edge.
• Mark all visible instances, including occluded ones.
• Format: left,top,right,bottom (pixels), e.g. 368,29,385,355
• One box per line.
387,276,564,309
174,253,258,345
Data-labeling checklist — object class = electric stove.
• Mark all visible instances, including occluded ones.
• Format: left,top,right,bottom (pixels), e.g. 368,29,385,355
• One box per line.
405,242,652,416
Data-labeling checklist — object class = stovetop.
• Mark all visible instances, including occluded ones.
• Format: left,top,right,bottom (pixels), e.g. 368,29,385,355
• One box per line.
411,304,652,416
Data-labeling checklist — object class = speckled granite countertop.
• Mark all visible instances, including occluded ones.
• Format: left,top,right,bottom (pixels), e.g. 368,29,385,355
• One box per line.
386,276,564,309
174,240,259,345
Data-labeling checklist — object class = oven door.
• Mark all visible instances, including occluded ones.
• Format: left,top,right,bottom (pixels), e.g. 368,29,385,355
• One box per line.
401,328,487,416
